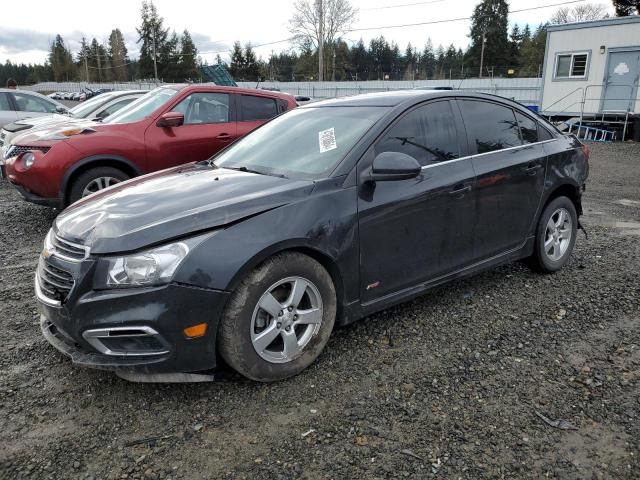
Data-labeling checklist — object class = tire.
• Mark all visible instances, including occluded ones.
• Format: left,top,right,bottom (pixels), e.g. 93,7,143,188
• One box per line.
68,166,129,205
218,252,336,382
528,196,578,273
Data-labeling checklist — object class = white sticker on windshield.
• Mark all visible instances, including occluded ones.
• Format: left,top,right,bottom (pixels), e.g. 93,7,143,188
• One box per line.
319,128,337,153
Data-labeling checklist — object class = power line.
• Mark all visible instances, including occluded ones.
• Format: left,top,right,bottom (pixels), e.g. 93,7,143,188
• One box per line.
197,0,586,55
350,0,587,32
362,0,446,11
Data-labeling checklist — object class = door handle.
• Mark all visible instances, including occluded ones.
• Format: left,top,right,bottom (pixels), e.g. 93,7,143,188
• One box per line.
449,184,472,198
216,133,232,140
523,163,543,176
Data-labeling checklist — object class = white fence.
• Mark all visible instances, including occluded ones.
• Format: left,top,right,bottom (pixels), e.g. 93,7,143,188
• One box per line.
26,78,543,107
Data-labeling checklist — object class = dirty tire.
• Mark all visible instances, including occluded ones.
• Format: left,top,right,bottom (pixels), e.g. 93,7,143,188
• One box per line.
68,166,129,205
528,195,578,273
218,252,336,382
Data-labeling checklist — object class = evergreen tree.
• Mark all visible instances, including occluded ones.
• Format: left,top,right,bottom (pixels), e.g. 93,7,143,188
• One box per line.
137,0,169,79
159,31,179,81
612,0,640,16
108,29,129,81
520,24,547,77
420,39,436,79
466,0,510,76
49,35,75,82
229,41,245,79
77,37,92,81
350,39,369,80
509,24,523,70
244,44,260,81
179,30,199,81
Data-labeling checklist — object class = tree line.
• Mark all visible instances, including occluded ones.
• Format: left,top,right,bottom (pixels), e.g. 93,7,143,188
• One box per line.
1,0,637,88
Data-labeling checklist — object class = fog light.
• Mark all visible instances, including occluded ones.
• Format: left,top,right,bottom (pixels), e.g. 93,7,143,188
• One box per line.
184,323,208,338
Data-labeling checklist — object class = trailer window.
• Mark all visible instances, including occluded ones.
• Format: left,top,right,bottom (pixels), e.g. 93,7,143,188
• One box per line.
555,52,589,79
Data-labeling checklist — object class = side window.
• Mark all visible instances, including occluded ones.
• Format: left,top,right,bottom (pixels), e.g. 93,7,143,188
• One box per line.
98,98,135,119
514,111,538,144
172,93,230,125
555,52,589,79
460,100,522,154
537,124,554,141
375,101,459,167
240,95,278,121
12,93,57,113
0,93,11,110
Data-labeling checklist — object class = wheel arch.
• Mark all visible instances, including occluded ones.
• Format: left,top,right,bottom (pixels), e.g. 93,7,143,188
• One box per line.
60,155,141,205
226,242,347,323
543,182,583,216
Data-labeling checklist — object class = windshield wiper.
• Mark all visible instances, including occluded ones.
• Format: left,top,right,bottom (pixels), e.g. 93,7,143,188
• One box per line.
225,165,288,179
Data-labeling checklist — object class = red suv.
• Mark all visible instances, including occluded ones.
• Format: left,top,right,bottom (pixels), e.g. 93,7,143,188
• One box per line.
3,85,296,207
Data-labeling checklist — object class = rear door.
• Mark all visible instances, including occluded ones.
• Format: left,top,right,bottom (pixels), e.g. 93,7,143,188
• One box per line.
458,99,547,261
0,92,18,128
358,100,476,303
235,94,281,138
144,91,236,170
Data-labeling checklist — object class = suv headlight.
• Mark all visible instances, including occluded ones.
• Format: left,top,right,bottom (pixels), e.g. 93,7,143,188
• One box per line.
105,242,189,287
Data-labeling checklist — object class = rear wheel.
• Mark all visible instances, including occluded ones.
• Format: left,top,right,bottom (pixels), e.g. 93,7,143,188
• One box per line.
528,196,577,273
68,166,129,205
218,252,336,382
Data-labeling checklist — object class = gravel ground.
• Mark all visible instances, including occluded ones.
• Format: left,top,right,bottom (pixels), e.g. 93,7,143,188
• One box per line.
0,143,639,480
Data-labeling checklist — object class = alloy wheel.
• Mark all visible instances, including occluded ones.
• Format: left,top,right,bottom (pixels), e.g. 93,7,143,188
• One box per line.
250,276,323,364
544,207,572,261
82,176,121,197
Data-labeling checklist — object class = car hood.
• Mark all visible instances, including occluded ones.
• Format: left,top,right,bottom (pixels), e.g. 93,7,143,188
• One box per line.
8,113,70,130
55,163,315,254
13,119,99,145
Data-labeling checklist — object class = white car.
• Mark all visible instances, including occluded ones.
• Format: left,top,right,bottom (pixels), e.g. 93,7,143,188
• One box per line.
0,88,67,130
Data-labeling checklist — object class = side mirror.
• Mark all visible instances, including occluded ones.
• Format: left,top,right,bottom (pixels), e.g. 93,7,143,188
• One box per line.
156,112,185,128
370,151,421,182
55,106,68,114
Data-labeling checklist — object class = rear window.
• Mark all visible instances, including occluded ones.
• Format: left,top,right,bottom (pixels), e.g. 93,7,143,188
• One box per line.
239,95,278,121
460,100,521,154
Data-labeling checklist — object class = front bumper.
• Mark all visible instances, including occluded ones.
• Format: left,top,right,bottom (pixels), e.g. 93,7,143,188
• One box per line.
38,282,230,374
9,182,60,207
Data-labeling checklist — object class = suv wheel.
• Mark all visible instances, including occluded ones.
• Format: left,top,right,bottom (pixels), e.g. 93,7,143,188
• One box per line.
68,166,129,205
528,196,577,273
218,252,336,382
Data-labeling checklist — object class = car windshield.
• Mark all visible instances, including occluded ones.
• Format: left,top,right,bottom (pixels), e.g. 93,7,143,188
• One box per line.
68,93,117,118
214,106,387,180
103,87,178,124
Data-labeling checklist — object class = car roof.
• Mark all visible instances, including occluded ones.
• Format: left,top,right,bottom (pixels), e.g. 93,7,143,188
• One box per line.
300,90,532,111
161,83,295,101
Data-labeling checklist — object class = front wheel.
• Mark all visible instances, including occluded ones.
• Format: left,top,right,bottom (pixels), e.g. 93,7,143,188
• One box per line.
528,196,578,273
218,252,336,382
68,166,129,205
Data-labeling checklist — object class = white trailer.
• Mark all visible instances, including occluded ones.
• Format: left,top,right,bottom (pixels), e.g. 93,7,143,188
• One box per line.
540,16,640,140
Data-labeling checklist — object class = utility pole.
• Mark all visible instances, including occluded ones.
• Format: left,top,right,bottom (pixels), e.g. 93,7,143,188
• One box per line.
332,49,336,81
317,0,324,82
95,43,102,82
84,55,89,82
152,29,159,82
479,31,486,78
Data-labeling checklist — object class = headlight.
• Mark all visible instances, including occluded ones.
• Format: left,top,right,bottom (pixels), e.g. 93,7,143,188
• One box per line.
22,152,36,169
105,242,189,288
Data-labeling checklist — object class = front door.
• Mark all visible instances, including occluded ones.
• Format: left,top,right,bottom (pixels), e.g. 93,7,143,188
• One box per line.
358,100,476,303
458,99,547,261
603,50,640,113
145,91,237,171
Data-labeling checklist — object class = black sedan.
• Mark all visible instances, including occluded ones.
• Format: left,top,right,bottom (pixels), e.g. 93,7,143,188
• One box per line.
36,90,589,382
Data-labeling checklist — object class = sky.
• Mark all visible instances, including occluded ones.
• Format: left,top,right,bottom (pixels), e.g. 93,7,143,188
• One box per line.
0,0,613,65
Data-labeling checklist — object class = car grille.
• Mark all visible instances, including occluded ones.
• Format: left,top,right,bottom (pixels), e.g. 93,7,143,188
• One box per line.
37,257,74,303
3,145,51,160
50,232,89,262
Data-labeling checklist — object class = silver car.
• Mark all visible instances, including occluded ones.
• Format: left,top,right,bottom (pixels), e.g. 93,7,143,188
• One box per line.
0,90,145,148
0,88,67,129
